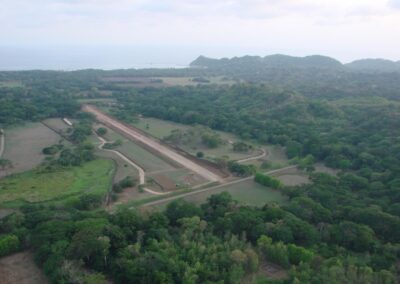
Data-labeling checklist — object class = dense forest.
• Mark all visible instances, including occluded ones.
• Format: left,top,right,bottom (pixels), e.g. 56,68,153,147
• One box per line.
1,64,400,283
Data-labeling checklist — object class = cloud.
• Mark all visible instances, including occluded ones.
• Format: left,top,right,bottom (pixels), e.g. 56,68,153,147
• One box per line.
0,0,399,62
388,0,400,9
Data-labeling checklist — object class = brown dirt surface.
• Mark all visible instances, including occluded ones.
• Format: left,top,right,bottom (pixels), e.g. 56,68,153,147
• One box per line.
259,261,288,280
152,174,177,191
0,251,48,284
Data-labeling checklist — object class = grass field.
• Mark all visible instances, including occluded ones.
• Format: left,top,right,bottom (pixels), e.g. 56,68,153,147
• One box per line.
96,124,176,172
95,149,139,183
78,98,116,104
182,179,287,207
147,179,287,211
0,81,23,88
133,117,190,139
1,123,63,177
0,159,114,208
160,76,236,86
42,118,72,134
132,117,260,160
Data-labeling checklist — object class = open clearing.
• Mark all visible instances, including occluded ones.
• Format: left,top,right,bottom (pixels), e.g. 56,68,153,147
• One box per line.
0,251,48,284
84,105,222,182
183,178,286,206
100,76,235,88
0,81,23,88
0,123,62,177
0,159,114,208
42,118,72,135
94,124,206,189
95,147,139,182
97,124,176,172
132,116,262,160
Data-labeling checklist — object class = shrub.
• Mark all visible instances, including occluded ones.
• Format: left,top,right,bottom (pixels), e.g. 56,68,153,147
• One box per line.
0,234,20,256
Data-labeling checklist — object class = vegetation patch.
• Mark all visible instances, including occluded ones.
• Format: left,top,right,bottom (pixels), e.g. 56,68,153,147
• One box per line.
182,179,287,207
1,123,63,176
0,159,114,207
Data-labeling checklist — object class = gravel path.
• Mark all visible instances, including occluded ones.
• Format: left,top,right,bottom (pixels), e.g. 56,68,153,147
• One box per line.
95,132,167,196
142,165,297,207
84,105,223,182
236,148,267,163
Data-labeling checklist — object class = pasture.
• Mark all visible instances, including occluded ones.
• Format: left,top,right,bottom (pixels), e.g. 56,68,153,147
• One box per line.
41,118,72,134
0,159,114,208
0,123,62,177
0,81,23,88
97,124,176,172
133,117,261,160
182,179,287,207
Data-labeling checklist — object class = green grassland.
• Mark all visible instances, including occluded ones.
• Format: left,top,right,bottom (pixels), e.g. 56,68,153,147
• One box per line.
182,179,287,207
133,117,190,139
145,179,288,211
0,159,114,208
132,117,261,160
160,76,236,86
1,123,64,176
0,81,23,88
42,118,73,134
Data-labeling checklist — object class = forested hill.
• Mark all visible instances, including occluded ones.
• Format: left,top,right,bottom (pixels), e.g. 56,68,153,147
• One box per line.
190,54,343,70
189,55,400,99
346,59,400,73
190,54,400,73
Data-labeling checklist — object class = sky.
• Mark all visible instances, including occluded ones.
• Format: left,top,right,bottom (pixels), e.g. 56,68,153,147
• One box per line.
1,0,400,69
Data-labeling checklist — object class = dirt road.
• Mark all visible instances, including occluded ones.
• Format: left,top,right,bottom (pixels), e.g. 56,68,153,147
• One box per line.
84,105,223,182
0,129,4,158
236,148,267,163
142,165,297,207
95,133,167,196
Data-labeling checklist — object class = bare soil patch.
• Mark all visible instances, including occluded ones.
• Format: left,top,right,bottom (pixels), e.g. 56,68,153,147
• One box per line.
0,251,48,284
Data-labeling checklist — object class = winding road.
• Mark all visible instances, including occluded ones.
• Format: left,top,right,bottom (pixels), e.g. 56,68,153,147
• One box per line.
142,165,297,207
94,133,167,196
236,148,267,163
84,105,223,183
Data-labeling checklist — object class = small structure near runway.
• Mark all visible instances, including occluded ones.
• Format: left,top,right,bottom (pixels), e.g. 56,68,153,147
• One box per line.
63,118,73,126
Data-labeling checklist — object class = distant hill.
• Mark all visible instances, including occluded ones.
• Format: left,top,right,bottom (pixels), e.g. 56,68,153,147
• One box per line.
345,59,400,72
190,54,400,73
190,54,343,70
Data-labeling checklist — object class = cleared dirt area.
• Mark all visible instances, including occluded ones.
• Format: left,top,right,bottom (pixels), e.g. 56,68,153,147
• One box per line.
84,105,223,182
0,123,62,177
277,174,310,186
0,251,48,284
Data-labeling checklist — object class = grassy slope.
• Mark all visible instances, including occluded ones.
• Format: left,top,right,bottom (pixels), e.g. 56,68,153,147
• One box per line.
0,159,114,207
132,117,262,160
1,122,62,176
182,179,287,207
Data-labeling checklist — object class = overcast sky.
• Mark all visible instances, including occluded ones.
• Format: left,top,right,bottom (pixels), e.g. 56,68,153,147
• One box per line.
1,0,400,65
